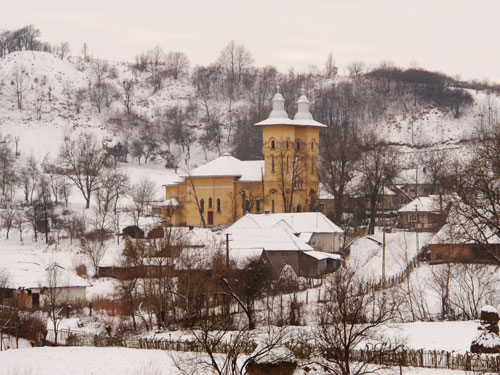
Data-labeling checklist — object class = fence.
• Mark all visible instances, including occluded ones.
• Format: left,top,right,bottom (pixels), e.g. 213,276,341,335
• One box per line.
48,328,500,373
368,246,428,292
46,329,256,354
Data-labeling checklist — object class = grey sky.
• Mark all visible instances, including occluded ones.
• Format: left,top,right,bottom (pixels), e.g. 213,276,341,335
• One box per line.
4,0,500,81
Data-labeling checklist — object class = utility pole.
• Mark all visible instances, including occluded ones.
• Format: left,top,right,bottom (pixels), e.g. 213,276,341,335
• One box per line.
226,233,230,268
415,204,420,255
382,228,386,287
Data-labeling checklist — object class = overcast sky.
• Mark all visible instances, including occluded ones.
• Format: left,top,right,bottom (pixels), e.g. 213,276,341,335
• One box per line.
4,0,500,81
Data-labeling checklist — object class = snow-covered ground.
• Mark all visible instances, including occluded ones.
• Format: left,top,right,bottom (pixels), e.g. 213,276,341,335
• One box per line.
0,346,487,375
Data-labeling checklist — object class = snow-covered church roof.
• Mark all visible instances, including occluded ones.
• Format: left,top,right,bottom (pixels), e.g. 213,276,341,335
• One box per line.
255,87,327,128
182,153,265,181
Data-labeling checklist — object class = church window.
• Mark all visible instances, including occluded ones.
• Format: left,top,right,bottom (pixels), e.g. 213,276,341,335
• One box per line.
271,140,275,149
297,204,302,212
200,199,205,212
286,156,289,173
209,198,212,208
217,199,221,213
296,141,300,150
272,200,275,213
311,141,314,150
272,155,275,172
256,199,260,213
286,140,289,149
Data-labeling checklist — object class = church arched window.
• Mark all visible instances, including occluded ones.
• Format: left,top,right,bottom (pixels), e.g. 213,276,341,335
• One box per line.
271,140,275,149
200,199,204,213
217,199,221,213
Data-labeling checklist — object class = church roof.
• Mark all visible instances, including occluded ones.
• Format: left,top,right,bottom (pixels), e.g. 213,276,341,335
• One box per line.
183,153,264,182
255,88,327,128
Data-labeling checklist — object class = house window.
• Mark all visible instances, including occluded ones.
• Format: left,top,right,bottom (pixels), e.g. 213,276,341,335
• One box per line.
271,140,275,149
256,199,260,213
296,141,300,150
200,199,204,213
272,200,275,213
408,214,417,222
217,199,221,213
209,198,212,208
272,155,275,172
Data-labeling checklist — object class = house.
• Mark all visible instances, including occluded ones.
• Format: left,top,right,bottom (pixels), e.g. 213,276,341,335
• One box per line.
397,195,449,231
229,212,344,253
428,204,500,264
0,262,89,309
393,167,434,199
225,226,341,278
161,89,326,227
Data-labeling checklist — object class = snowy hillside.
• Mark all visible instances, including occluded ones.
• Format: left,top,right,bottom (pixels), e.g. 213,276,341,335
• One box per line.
0,50,497,167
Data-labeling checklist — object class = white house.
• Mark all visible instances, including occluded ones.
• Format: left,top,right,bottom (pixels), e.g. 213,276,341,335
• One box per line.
0,262,89,309
229,212,344,253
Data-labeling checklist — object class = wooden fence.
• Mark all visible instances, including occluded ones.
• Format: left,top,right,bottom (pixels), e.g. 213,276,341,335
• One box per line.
46,329,256,354
47,329,500,373
368,246,427,292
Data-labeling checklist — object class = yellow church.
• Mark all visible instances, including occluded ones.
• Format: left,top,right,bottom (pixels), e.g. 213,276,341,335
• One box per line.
161,89,327,227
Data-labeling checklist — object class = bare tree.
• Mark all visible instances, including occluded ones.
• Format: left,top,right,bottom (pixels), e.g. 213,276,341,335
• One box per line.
130,178,156,226
81,42,89,61
91,60,109,87
44,263,66,346
80,238,108,278
143,46,166,92
316,82,361,223
11,65,29,110
346,60,366,79
120,79,135,115
58,41,71,60
13,210,25,242
220,257,273,330
94,167,129,241
312,266,398,375
0,141,17,198
450,263,498,320
217,40,253,99
430,263,454,319
1,204,15,239
165,51,190,79
358,132,399,234
58,132,110,209
324,52,338,78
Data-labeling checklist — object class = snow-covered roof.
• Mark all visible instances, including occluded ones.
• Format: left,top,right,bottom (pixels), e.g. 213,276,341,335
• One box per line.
298,232,313,243
1,262,89,289
225,227,313,252
182,154,264,181
430,202,500,245
302,251,342,261
230,212,343,234
398,195,444,213
163,197,179,207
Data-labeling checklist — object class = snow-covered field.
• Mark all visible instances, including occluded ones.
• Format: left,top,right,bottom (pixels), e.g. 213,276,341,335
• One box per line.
0,345,486,375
